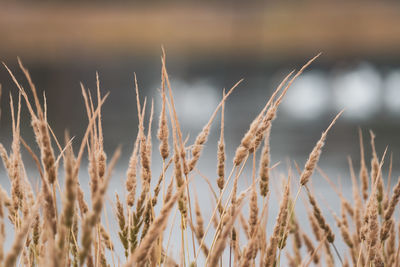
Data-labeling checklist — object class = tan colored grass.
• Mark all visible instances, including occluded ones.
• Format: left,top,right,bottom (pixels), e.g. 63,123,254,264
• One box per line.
259,126,271,197
263,178,290,267
207,192,245,267
125,180,185,266
217,90,226,191
79,147,121,264
115,193,129,257
1,54,399,267
359,129,369,201
158,65,170,160
0,191,5,263
381,176,400,241
306,189,335,244
299,110,344,186
4,196,41,267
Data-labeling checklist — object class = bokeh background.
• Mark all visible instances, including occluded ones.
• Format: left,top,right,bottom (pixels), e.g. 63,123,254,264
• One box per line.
1,1,400,167
1,1,400,264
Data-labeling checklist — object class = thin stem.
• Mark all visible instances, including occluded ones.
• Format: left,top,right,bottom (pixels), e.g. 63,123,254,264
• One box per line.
180,216,186,267
184,172,197,259
205,157,249,264
331,242,343,265
161,160,166,205
164,206,178,266
194,165,237,261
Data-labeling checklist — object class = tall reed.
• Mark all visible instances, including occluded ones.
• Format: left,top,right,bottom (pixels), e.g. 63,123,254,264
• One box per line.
0,54,398,267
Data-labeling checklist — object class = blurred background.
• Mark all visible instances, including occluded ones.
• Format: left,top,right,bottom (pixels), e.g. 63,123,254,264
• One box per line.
1,1,399,170
1,1,400,263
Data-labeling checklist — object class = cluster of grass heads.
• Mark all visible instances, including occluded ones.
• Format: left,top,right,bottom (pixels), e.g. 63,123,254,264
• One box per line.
0,52,399,267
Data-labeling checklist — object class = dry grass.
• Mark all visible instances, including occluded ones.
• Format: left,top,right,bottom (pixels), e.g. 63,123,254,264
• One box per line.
0,53,399,267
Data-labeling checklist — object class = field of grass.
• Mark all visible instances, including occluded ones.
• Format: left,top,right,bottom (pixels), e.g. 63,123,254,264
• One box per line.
0,52,399,267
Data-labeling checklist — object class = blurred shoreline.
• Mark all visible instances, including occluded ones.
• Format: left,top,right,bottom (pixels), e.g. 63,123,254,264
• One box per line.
1,1,400,63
